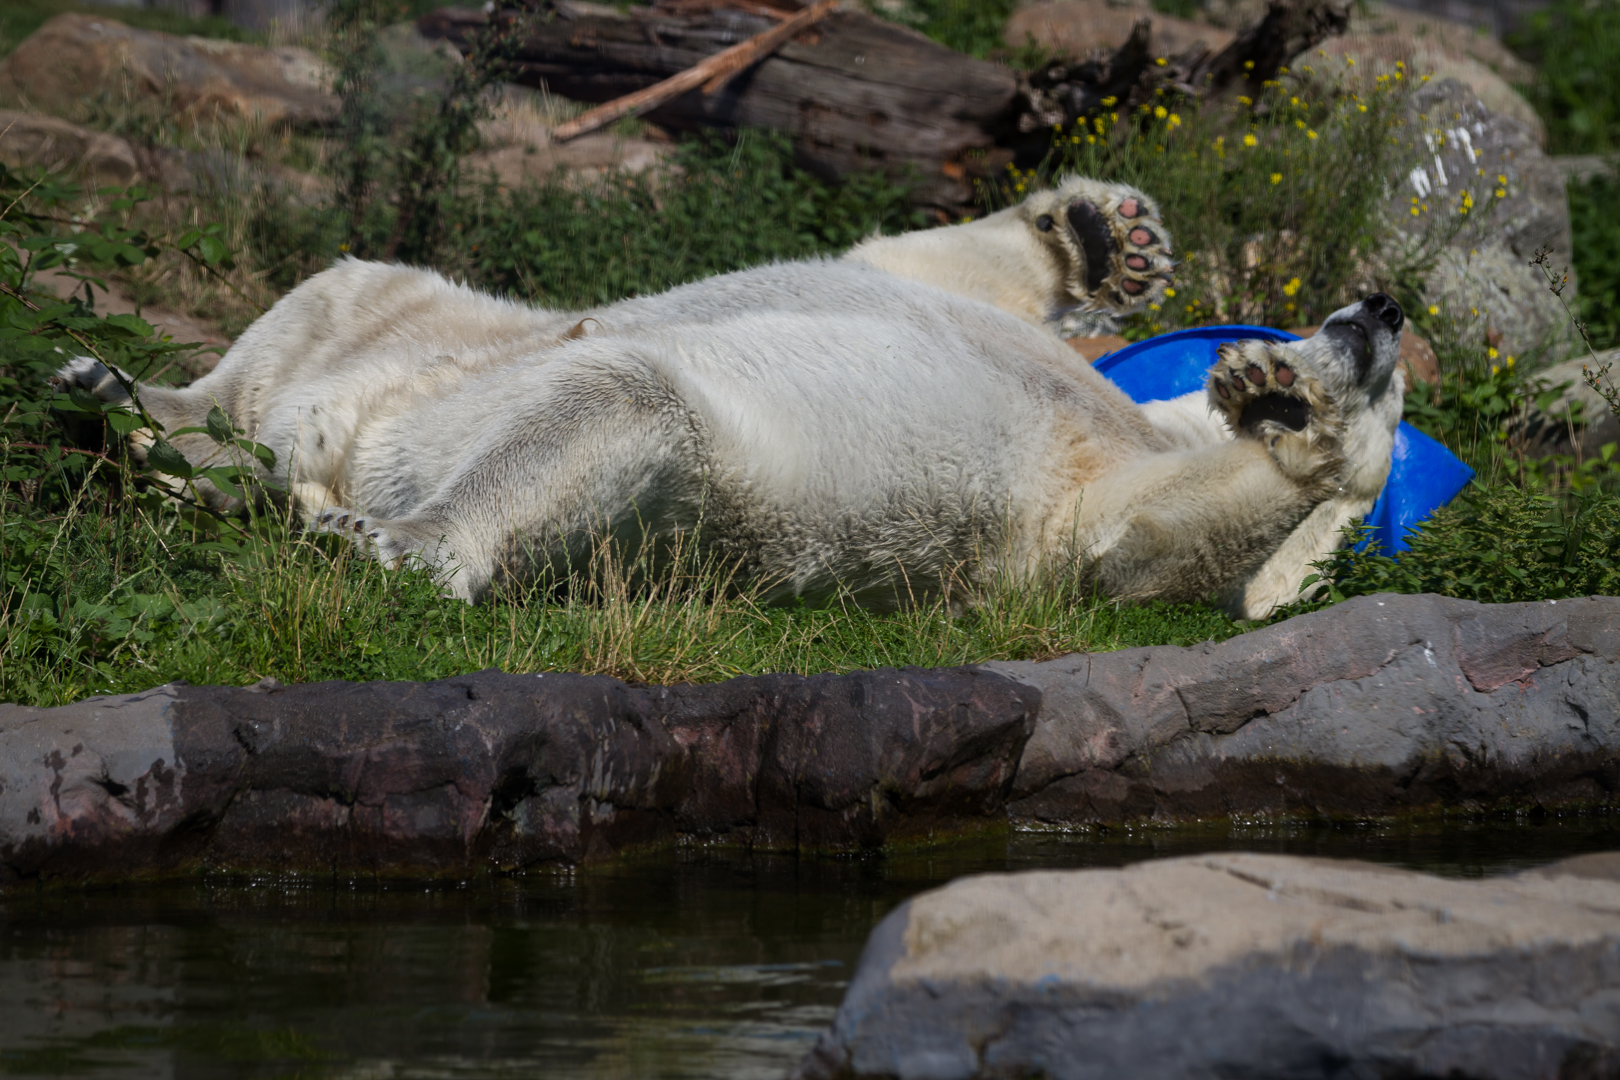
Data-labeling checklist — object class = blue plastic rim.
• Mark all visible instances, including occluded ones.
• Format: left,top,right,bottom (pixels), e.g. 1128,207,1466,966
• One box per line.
1091,324,1474,554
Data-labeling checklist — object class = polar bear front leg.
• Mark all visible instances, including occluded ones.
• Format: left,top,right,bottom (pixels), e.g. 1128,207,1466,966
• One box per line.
1078,342,1350,606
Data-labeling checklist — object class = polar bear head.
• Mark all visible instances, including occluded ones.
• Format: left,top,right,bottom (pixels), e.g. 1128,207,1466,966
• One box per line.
1210,293,1406,492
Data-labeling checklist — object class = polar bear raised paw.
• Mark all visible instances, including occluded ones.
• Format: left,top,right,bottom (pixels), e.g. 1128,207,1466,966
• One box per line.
1021,176,1175,312
1210,339,1345,485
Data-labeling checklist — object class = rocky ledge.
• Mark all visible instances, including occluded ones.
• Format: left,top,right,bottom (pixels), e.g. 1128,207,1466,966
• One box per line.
793,851,1620,1080
3,592,1619,886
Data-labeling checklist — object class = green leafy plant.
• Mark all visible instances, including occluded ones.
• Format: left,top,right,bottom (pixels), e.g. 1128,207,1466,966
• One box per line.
1508,0,1620,155
998,66,1463,334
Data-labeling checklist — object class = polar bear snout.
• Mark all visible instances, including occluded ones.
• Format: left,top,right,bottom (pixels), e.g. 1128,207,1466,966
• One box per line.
1361,292,1404,332
1319,294,1404,387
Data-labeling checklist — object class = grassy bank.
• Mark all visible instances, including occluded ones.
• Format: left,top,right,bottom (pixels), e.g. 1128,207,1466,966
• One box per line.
5,2,1620,706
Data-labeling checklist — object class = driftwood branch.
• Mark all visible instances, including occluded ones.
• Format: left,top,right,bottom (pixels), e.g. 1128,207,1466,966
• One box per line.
550,0,839,143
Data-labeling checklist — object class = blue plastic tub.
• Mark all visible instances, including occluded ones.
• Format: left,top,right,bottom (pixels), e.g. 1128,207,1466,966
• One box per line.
1092,325,1473,553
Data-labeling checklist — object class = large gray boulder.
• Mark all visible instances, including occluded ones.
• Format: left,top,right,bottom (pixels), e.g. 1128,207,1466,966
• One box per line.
1384,78,1577,363
4,593,1620,887
0,14,335,129
793,851,1620,1080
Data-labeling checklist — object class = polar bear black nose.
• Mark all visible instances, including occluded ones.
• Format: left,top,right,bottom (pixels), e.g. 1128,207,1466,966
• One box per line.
1362,293,1404,332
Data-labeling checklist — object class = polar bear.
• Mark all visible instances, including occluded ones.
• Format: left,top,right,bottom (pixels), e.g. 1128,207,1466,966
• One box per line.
56,178,1404,617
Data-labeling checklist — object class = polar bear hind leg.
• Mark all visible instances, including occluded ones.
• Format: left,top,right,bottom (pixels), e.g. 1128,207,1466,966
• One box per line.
844,175,1174,327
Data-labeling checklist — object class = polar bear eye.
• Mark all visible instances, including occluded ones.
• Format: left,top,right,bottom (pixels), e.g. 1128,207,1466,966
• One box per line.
1036,214,1055,232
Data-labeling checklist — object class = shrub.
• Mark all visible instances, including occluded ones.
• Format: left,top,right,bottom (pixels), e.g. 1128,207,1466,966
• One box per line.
1001,68,1462,334
1508,0,1620,156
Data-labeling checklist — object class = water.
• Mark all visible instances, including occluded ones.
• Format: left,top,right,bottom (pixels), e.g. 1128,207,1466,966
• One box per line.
4,816,1618,1079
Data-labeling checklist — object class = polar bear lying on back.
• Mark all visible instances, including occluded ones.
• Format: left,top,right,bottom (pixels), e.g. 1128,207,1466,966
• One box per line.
58,177,1405,618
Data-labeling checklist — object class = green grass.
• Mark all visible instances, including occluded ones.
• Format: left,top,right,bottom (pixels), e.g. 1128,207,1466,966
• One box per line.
0,494,1242,707
1508,0,1620,156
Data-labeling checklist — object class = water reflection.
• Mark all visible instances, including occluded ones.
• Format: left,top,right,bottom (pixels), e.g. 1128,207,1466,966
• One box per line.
2,815,1617,1079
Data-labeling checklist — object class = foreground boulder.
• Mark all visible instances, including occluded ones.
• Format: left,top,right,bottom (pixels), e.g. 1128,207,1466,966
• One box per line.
793,851,1620,1080
3,593,1620,887
0,14,335,128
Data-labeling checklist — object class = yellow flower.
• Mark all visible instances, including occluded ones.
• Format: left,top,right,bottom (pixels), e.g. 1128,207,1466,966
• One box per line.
1165,287,1176,297
1088,135,1096,144
1238,96,1253,106
1244,59,1254,69
1155,105,1167,119
1291,96,1300,105
1102,96,1118,107
1071,135,1080,143
1149,302,1161,310
1498,174,1507,183
1358,104,1367,112
1496,188,1507,198
1492,364,1500,375
1168,113,1181,128
1506,356,1515,367
1306,129,1318,139
1282,277,1301,296
1270,172,1282,184
1488,347,1498,359
1155,56,1167,65
1428,304,1439,315
1243,133,1257,147
339,243,349,252
1410,206,1419,216
1296,119,1305,128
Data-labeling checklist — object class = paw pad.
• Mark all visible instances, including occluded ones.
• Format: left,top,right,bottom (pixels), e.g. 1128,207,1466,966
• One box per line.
1041,178,1175,312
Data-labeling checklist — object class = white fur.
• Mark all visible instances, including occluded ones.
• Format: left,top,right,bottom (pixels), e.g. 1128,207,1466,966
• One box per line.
66,251,1401,617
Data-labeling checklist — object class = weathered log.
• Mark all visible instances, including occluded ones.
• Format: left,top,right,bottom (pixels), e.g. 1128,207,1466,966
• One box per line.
550,0,839,142
1010,0,1352,157
419,3,1020,208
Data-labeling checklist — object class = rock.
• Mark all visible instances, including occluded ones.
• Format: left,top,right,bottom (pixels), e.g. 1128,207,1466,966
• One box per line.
0,14,336,129
792,850,1620,1080
468,84,673,189
1514,350,1620,460
996,592,1620,826
0,665,1036,886
1005,1,1237,59
1381,78,1577,363
6,594,1620,887
0,108,139,185
1300,31,1543,141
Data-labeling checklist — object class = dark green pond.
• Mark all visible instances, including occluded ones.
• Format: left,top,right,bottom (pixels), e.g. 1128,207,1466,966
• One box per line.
4,816,1619,1079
